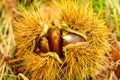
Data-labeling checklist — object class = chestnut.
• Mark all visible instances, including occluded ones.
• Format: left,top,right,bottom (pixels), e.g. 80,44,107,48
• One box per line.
62,32,85,47
47,27,62,57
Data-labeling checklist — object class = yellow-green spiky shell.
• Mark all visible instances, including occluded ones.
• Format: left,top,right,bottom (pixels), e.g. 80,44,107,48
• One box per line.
13,1,111,80
59,1,111,80
19,52,61,80
13,9,45,57
13,9,61,80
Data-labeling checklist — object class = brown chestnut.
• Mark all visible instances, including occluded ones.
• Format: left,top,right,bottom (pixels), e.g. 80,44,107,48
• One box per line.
47,27,62,57
62,33,85,47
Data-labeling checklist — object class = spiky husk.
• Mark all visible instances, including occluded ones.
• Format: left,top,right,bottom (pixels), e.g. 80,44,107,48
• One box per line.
13,7,62,80
13,0,112,80
13,9,46,58
18,52,61,80
58,1,111,79
62,42,109,80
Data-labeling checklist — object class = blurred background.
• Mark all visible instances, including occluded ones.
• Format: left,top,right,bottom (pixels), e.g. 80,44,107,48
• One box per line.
0,0,120,79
